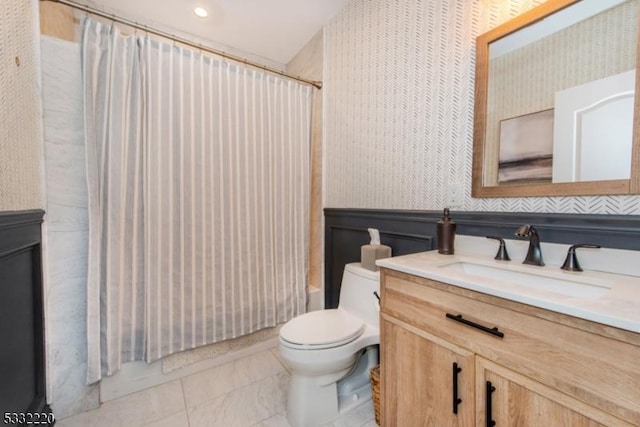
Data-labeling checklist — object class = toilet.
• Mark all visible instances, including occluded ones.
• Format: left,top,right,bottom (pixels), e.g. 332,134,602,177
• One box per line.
279,263,380,427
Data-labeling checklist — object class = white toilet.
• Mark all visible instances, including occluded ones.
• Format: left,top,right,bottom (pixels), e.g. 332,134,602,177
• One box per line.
279,263,380,427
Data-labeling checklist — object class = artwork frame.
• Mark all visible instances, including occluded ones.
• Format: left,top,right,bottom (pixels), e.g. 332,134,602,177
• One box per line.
498,108,554,184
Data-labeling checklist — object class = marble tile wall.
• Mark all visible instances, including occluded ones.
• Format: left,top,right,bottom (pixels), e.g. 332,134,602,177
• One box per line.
41,35,100,417
39,32,318,418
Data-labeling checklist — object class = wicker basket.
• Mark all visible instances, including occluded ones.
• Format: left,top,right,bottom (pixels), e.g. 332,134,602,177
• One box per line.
370,364,381,425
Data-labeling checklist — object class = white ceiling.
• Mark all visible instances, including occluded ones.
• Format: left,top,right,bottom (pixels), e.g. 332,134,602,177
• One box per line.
87,0,348,67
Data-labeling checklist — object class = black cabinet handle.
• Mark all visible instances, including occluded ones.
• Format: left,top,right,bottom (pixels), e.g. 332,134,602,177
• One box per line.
446,313,505,338
486,381,496,427
452,362,462,414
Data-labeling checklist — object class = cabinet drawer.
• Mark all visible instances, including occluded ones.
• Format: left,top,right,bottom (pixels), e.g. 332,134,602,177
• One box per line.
381,271,640,426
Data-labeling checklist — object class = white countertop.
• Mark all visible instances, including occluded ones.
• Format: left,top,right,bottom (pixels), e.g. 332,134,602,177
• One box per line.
376,235,640,334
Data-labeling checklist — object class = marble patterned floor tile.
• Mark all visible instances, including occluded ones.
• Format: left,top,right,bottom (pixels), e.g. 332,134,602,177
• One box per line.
322,400,376,427
252,411,291,427
269,348,290,372
55,380,185,427
142,410,189,427
188,372,289,427
182,348,286,408
251,399,375,427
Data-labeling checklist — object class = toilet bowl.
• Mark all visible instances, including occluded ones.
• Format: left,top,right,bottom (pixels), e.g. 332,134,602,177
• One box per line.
279,263,380,427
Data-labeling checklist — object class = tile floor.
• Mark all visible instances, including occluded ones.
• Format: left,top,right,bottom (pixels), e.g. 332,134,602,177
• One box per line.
56,348,377,427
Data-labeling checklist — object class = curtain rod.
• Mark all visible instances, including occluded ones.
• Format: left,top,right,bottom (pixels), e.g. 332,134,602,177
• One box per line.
41,0,323,90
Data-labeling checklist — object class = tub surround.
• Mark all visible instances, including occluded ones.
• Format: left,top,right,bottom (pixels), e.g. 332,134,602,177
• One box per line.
40,35,99,418
377,235,640,333
41,32,319,417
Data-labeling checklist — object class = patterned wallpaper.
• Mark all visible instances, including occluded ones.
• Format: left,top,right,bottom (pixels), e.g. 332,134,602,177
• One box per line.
323,0,640,214
0,0,43,210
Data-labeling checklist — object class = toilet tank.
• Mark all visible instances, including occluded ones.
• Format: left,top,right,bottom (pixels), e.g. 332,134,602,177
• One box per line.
338,263,380,328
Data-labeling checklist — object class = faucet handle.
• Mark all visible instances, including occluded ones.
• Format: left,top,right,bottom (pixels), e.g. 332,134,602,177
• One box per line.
561,244,601,272
486,236,511,261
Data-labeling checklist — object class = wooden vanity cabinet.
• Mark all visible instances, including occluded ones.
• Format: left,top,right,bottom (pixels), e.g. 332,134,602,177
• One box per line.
379,269,640,427
477,357,609,427
381,318,474,426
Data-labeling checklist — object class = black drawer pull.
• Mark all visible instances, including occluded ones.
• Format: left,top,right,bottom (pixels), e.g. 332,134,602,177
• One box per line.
446,313,505,338
486,381,496,427
452,362,462,414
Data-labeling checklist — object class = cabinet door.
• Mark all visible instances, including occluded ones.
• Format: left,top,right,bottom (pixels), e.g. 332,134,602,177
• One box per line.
381,317,474,427
476,357,630,427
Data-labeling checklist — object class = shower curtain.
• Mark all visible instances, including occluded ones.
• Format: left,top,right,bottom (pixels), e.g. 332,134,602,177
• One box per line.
82,18,312,383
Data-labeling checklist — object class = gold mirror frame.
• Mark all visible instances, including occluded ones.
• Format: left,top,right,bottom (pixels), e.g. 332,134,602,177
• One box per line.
472,0,640,198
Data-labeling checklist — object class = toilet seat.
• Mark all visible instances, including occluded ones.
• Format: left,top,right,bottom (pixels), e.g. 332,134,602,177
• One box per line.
280,309,365,350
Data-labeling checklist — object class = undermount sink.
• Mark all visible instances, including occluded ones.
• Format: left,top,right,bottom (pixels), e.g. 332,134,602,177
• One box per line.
439,261,611,300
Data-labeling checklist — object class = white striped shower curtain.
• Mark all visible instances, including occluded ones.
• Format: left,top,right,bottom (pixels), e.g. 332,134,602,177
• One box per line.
82,18,312,383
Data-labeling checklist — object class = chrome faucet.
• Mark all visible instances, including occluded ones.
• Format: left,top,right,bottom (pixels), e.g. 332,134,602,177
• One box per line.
514,225,544,266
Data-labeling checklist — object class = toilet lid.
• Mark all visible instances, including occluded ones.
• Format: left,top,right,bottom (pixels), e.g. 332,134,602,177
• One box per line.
280,309,365,349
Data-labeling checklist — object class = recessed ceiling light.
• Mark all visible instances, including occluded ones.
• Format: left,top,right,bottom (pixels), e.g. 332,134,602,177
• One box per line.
194,7,208,18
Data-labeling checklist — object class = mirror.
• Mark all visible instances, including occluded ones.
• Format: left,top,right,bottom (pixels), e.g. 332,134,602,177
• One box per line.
473,0,640,197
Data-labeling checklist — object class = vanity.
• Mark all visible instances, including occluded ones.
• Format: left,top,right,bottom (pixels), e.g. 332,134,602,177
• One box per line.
377,237,640,426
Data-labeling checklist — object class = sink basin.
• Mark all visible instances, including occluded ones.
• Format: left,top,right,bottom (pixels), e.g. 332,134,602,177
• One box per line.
439,261,611,299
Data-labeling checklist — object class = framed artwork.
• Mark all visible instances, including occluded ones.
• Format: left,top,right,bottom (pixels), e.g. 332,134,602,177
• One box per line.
498,109,554,184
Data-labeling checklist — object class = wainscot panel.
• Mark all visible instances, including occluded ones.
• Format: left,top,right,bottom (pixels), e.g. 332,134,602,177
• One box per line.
0,210,54,424
324,209,640,309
